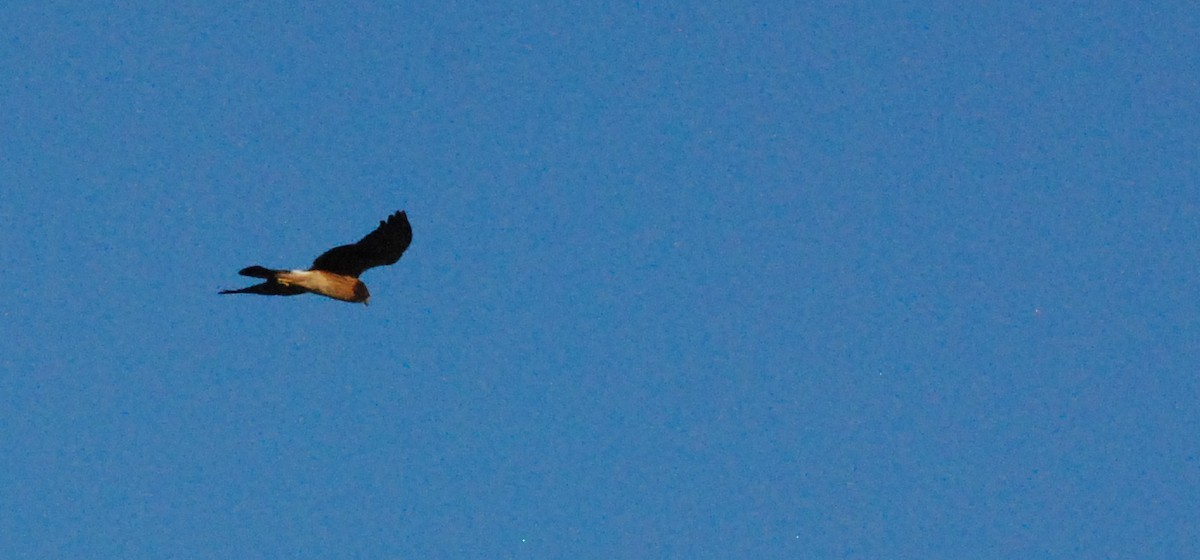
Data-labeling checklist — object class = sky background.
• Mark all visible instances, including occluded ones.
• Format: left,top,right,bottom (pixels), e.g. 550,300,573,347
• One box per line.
2,2,1198,558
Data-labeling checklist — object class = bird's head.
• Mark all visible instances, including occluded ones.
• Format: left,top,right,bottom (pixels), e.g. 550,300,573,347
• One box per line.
354,281,371,305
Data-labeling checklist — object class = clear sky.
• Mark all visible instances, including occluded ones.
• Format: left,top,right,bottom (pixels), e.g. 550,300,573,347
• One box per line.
3,2,1198,558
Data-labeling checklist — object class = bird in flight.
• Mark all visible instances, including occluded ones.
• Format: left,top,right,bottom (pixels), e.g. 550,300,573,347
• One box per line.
220,211,412,305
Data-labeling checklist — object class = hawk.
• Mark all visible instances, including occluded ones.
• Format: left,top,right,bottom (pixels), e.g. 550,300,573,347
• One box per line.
220,210,412,305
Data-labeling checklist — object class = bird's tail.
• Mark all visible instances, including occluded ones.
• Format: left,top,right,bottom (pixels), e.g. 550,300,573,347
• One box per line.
220,266,305,297
238,265,279,279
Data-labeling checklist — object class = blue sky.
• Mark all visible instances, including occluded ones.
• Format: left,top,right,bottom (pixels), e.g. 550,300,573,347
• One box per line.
3,2,1198,558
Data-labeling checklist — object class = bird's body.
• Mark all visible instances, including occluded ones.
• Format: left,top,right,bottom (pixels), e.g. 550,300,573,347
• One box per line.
275,269,369,303
220,211,411,305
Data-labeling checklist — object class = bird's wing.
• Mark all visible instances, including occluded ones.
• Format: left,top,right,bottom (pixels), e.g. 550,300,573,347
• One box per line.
219,282,306,296
310,211,412,277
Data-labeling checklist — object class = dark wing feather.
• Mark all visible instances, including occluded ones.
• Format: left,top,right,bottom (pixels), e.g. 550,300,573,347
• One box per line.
219,282,306,296
310,211,412,277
